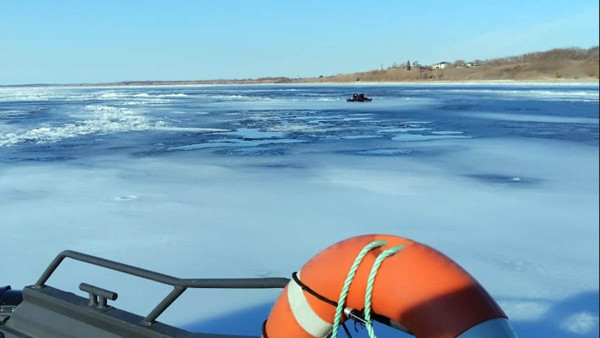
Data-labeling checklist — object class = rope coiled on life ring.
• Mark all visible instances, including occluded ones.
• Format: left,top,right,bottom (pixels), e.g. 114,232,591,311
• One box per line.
331,240,405,338
262,234,513,338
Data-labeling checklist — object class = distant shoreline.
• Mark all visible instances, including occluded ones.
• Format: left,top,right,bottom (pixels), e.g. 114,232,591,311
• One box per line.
3,74,598,88
2,47,597,88
3,77,599,88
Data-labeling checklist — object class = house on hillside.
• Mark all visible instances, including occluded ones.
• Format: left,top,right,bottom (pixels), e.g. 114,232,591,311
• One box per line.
431,62,450,69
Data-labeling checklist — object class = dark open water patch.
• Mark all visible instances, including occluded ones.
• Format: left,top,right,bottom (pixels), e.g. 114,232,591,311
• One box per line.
215,147,289,156
248,162,304,169
339,144,470,158
467,174,541,186
349,148,416,156
0,156,77,163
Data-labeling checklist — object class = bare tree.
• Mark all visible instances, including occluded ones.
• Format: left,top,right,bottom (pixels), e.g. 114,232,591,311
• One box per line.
453,59,465,67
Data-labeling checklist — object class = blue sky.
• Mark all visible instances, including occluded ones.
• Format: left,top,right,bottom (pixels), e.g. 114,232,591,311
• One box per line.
1,0,598,85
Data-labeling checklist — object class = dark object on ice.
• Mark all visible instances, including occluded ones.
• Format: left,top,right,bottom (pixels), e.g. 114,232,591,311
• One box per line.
347,93,372,102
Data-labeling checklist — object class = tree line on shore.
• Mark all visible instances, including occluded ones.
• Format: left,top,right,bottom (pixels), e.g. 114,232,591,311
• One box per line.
302,47,599,83
55,46,598,87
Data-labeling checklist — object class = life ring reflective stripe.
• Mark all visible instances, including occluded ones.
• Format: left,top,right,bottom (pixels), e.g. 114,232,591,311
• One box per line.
263,234,515,338
262,271,336,338
286,271,332,337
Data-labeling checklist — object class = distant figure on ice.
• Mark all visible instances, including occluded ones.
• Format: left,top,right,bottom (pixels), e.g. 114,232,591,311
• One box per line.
347,93,372,102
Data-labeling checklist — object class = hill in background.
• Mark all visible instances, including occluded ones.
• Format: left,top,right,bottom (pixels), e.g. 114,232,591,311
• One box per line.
62,47,599,87
299,47,599,83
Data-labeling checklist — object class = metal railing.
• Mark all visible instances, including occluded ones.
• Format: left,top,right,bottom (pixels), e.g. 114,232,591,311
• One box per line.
34,250,290,325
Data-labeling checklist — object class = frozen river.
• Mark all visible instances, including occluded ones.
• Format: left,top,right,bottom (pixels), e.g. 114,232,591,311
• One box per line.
1,83,598,337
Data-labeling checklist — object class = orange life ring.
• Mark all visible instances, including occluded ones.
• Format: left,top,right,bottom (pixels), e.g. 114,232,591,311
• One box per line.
262,234,516,338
